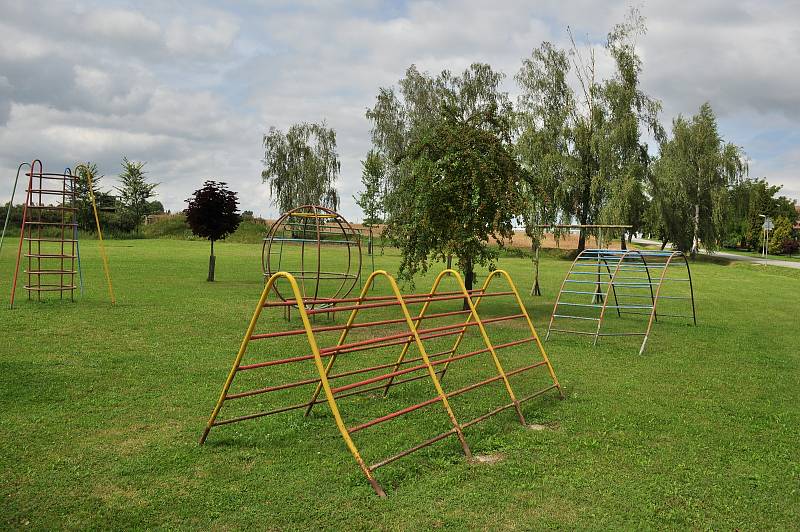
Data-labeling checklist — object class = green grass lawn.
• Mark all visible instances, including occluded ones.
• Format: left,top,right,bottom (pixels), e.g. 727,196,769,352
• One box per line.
0,239,798,529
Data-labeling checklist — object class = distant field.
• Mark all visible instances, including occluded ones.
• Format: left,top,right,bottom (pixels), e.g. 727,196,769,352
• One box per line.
0,239,797,529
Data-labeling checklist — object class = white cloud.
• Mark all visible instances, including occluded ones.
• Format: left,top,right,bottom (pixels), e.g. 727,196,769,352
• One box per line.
165,14,239,57
84,8,162,43
0,0,798,226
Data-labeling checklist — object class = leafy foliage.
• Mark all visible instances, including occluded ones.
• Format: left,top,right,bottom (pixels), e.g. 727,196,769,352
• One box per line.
354,150,385,226
515,9,662,250
185,181,241,281
74,162,112,231
648,103,746,254
382,105,524,288
768,216,794,255
262,122,340,212
724,178,797,249
184,181,241,243
366,63,518,287
116,157,158,231
780,236,799,257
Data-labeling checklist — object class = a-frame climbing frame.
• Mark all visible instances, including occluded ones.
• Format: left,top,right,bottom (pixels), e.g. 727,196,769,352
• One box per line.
546,249,696,354
200,269,563,497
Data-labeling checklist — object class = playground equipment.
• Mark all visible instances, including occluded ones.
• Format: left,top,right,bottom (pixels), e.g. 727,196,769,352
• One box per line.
200,268,562,497
527,224,632,296
262,205,365,309
7,160,115,308
546,249,696,354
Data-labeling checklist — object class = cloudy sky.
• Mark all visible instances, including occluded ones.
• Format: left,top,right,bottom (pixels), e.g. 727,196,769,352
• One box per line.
1,0,798,221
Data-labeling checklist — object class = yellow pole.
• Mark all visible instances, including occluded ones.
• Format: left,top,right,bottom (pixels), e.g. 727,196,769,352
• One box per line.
381,269,451,396
489,269,563,398
84,167,115,304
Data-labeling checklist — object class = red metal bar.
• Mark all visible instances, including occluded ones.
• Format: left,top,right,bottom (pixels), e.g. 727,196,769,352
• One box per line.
348,396,443,433
304,291,514,316
348,357,545,434
250,308,473,340
332,337,535,395
261,288,503,308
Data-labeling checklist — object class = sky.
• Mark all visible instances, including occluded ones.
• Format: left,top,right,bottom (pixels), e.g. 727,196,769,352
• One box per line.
1,0,798,222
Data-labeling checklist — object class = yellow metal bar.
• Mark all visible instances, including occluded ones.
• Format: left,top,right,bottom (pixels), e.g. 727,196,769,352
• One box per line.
305,270,383,416
284,273,386,496
85,169,115,304
484,269,563,398
380,271,472,460
381,268,453,396
444,270,527,424
200,271,386,496
199,276,272,445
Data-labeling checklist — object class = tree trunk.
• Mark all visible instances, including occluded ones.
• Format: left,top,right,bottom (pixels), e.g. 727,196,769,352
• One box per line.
463,260,474,310
620,230,627,250
368,227,373,255
691,202,700,259
660,239,668,251
531,241,541,296
578,224,587,252
208,239,216,282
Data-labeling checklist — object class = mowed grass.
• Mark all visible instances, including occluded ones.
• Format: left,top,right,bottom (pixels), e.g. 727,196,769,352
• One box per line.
0,239,798,530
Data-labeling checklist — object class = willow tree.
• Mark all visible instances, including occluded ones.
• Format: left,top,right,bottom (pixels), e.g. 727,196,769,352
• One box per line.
516,9,662,252
515,42,572,293
366,63,518,288
649,103,747,256
262,122,340,213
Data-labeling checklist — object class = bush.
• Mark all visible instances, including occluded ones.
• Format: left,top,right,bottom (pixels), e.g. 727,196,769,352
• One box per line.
781,237,799,257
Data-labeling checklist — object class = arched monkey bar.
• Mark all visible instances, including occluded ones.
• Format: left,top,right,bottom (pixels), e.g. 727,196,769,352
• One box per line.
546,249,696,354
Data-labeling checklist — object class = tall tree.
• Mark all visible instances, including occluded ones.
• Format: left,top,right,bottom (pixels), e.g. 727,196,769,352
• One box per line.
366,63,515,286
185,181,241,282
354,150,385,255
368,63,513,202
116,157,158,231
516,9,662,251
262,122,340,213
354,150,385,226
649,103,747,255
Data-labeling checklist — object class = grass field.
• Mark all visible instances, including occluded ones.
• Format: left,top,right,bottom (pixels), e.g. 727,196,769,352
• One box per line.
1,239,798,529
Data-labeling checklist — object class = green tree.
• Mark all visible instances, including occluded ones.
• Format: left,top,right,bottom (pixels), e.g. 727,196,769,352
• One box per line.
262,122,340,213
515,9,662,251
382,105,523,292
355,150,385,226
354,150,385,255
116,157,158,231
147,200,165,215
185,181,241,282
366,63,516,287
768,216,794,255
729,178,797,250
649,103,746,255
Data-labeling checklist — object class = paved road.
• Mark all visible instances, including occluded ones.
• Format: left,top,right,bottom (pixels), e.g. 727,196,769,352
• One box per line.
632,238,800,270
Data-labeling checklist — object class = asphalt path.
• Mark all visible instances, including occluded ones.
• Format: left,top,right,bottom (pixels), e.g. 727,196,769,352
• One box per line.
632,238,800,270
